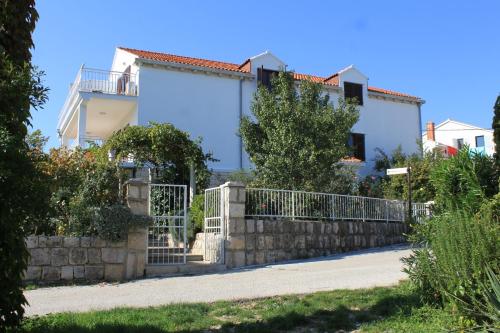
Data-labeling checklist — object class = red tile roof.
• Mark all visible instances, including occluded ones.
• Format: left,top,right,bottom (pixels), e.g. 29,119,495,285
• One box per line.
119,47,420,100
367,86,419,100
119,47,248,73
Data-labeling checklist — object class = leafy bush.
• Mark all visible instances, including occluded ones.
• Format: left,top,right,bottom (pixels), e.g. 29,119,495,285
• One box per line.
373,146,441,202
92,205,151,242
189,194,205,235
430,148,491,214
404,150,500,326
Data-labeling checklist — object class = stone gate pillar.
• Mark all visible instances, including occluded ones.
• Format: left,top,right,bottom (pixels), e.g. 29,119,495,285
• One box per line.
124,179,149,279
222,181,246,268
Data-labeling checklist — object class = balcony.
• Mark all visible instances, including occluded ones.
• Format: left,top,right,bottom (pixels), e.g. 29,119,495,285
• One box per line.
58,66,138,148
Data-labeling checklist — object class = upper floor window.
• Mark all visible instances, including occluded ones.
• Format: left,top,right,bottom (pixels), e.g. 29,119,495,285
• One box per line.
344,82,363,105
457,138,464,150
257,67,279,90
475,135,485,147
348,133,366,161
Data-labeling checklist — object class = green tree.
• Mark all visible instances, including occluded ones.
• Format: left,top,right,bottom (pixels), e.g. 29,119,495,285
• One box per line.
493,94,500,167
104,122,214,191
373,146,442,202
240,71,359,193
0,0,48,328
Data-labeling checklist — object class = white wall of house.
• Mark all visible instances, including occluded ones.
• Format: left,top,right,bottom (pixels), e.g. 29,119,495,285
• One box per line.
137,65,245,171
59,47,424,177
423,119,494,155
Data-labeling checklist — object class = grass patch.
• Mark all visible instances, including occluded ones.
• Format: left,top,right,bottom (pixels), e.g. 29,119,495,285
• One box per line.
13,282,457,333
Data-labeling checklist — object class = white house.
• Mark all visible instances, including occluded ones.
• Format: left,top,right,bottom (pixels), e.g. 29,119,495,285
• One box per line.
57,47,425,176
422,119,494,156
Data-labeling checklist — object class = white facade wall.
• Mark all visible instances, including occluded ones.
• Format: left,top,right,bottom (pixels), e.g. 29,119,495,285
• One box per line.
423,120,494,155
60,48,423,177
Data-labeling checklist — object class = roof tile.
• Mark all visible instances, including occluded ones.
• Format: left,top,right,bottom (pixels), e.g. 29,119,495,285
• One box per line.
119,47,420,100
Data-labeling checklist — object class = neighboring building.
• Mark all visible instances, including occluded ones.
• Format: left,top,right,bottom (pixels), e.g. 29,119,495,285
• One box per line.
57,47,425,175
422,119,494,156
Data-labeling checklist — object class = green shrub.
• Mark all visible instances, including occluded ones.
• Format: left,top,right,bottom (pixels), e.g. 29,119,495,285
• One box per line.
430,148,493,214
92,205,151,242
404,210,499,323
189,194,205,235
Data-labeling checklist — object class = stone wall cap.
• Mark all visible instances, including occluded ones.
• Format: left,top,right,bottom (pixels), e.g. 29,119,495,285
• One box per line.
124,178,149,186
223,181,245,187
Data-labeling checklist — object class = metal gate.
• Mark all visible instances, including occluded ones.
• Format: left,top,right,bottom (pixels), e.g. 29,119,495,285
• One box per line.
148,184,187,265
204,186,225,264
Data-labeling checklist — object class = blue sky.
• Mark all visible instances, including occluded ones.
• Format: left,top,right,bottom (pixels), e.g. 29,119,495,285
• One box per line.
32,0,500,149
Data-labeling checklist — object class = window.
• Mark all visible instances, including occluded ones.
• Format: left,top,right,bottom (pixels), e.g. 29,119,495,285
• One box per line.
475,135,485,147
348,133,366,161
257,67,279,90
457,138,464,149
344,82,363,105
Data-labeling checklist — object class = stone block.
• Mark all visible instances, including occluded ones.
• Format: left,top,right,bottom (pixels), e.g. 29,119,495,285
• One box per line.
256,235,266,250
69,248,87,265
125,253,137,279
42,266,61,281
26,236,38,249
348,222,354,234
80,237,92,247
38,236,48,247
320,223,325,234
305,235,314,248
87,248,102,264
46,236,62,247
245,251,255,266
332,222,339,234
295,235,306,249
228,218,246,235
102,248,127,264
50,248,69,266
128,230,147,250
245,234,256,250
232,251,246,267
63,237,80,247
91,237,107,247
136,251,146,277
85,265,104,280
128,199,148,215
105,264,125,281
140,185,149,199
246,219,255,234
128,185,140,199
263,221,274,233
74,266,85,279
228,203,245,218
61,266,74,280
227,235,245,250
24,266,41,281
28,248,51,267
256,220,264,233
266,251,276,264
255,251,266,265
265,236,274,250
109,240,126,248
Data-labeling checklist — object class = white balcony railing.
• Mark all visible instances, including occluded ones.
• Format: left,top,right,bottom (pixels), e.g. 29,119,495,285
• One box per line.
58,67,137,129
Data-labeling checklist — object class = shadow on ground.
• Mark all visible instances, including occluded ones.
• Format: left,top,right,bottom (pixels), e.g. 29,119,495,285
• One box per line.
16,291,421,333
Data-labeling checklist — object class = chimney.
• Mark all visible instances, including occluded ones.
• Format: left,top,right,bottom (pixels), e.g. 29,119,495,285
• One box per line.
426,121,435,141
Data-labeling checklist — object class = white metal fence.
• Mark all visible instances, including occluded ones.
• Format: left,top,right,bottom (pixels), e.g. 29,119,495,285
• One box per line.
148,184,187,265
246,188,428,223
203,186,225,264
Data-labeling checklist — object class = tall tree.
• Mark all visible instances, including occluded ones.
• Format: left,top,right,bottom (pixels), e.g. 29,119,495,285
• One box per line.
240,71,359,193
0,0,47,328
493,94,500,167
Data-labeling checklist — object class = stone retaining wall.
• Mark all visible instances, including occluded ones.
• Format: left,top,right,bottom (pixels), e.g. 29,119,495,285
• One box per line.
24,228,147,283
222,182,408,268
23,180,149,284
225,218,407,268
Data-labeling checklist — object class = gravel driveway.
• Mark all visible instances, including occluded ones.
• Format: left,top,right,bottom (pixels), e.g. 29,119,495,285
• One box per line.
24,244,411,317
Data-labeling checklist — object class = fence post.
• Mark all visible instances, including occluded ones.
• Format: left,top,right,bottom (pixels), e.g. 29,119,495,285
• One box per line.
291,191,295,221
362,198,366,222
